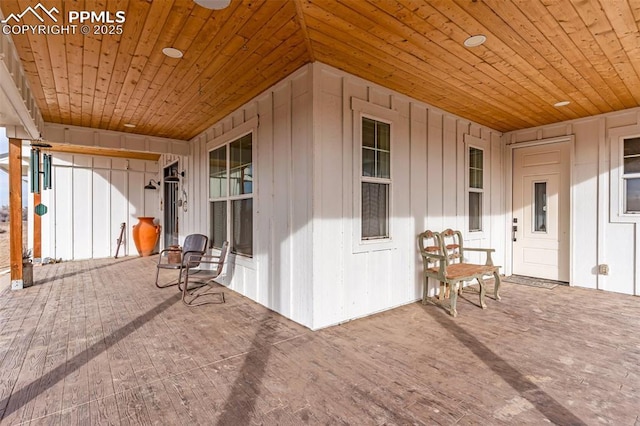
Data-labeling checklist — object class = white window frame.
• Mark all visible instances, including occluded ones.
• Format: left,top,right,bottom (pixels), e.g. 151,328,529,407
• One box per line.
206,118,257,264
351,97,399,253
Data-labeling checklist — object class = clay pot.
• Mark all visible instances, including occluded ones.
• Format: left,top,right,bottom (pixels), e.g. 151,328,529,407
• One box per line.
132,217,161,257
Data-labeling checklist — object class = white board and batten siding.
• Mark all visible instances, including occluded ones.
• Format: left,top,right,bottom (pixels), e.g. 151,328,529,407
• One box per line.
40,154,160,261
311,63,504,329
504,108,640,296
183,65,315,328
183,63,504,330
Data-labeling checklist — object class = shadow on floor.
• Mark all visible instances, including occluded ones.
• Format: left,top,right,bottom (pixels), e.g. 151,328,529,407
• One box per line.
423,305,586,426
0,293,181,420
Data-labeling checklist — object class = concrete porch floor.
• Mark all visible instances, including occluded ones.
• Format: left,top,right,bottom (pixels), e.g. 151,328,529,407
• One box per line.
0,256,638,425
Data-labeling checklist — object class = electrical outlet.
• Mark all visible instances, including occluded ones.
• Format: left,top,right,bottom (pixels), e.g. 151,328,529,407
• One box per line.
598,264,609,275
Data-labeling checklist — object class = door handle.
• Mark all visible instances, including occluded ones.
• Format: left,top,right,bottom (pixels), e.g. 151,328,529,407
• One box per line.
512,225,518,242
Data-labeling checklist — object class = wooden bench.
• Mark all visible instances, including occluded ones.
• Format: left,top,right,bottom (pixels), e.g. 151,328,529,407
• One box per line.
418,229,501,317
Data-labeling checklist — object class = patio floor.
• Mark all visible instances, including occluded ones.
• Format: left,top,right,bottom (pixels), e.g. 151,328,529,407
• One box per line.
0,256,638,425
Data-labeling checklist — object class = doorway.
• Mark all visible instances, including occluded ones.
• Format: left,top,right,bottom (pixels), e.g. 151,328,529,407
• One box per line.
163,163,179,249
512,142,570,282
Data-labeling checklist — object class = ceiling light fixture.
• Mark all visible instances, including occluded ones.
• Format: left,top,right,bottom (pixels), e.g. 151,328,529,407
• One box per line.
124,123,136,128
162,47,183,59
554,101,571,107
463,34,487,47
194,0,231,10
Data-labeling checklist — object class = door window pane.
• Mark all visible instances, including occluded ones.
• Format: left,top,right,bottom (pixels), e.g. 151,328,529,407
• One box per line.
534,182,547,232
210,201,227,249
232,198,253,256
362,182,389,239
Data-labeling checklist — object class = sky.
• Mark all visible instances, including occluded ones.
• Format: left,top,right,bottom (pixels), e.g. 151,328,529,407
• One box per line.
0,127,28,208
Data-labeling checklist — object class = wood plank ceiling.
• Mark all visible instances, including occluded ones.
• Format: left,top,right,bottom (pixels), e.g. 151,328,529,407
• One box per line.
1,0,640,140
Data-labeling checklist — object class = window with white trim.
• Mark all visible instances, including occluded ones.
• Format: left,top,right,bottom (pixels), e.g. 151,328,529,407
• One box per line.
361,117,391,240
468,146,483,232
209,133,253,256
623,136,640,213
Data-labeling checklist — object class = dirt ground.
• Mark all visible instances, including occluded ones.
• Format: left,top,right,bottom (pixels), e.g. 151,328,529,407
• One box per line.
0,221,28,270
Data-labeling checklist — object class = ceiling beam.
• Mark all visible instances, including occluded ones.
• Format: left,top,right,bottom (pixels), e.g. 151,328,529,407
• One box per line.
293,0,315,62
0,21,44,139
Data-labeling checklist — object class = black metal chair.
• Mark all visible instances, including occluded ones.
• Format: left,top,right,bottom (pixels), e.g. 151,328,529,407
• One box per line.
155,234,209,289
182,241,229,306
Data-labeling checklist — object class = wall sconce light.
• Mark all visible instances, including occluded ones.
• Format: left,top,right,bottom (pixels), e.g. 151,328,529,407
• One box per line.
144,179,160,190
165,170,185,183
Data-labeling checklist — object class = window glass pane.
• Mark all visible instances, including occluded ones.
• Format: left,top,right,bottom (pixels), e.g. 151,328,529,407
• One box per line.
534,182,547,232
232,198,253,256
624,156,640,174
210,201,227,249
469,192,482,231
362,182,389,239
469,169,483,189
623,137,640,156
209,146,226,198
377,121,390,151
625,178,640,213
230,134,252,196
469,147,483,169
362,118,375,148
469,147,483,189
378,151,390,179
362,148,375,177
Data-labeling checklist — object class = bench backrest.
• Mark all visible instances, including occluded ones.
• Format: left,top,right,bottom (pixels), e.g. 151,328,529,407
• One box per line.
440,229,465,265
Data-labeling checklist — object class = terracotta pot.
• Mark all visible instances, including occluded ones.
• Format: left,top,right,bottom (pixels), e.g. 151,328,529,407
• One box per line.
132,217,160,257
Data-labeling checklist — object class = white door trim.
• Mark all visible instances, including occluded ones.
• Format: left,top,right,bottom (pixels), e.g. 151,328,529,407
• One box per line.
505,135,575,284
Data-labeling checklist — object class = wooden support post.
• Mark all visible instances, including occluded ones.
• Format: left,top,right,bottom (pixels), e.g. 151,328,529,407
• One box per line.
9,138,23,288
34,192,41,259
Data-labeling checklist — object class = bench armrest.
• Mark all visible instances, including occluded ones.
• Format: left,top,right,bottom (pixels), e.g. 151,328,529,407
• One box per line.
464,247,495,266
419,251,445,262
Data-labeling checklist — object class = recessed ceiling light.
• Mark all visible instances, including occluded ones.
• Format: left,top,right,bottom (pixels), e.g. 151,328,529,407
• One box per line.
464,35,487,48
162,47,183,59
194,0,231,10
124,123,136,128
554,101,571,107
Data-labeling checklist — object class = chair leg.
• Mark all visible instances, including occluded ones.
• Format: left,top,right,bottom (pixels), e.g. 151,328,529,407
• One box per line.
155,267,180,288
449,281,458,317
477,277,487,309
422,276,428,305
493,272,502,300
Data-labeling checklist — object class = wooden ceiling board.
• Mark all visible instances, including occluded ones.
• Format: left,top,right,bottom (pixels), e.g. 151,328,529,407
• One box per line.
303,1,546,128
2,0,640,139
127,0,268,137
513,0,630,111
437,0,600,117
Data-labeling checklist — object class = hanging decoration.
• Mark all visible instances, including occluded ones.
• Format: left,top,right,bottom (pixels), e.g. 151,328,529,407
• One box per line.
29,143,53,194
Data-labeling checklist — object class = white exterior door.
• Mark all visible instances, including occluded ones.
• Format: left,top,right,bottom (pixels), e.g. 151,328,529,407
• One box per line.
512,142,570,281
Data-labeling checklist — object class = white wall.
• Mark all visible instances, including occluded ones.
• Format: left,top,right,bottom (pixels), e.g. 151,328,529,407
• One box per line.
182,62,505,329
184,65,315,327
310,64,504,329
40,154,160,260
504,108,640,296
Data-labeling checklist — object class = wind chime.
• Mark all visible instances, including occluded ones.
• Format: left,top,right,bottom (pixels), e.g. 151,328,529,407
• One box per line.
29,143,53,194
